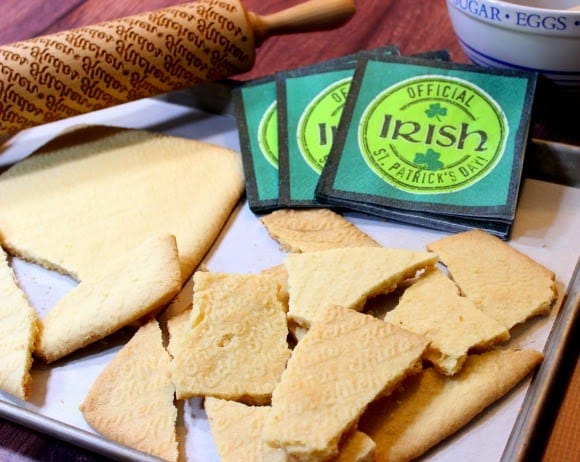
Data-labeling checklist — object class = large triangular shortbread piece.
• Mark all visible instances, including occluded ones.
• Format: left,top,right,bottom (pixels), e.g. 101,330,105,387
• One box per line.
386,268,510,375
358,349,543,462
80,319,178,462
427,230,556,329
261,208,379,253
285,247,437,327
171,272,291,404
0,126,244,283
37,234,181,363
0,247,39,400
262,305,428,462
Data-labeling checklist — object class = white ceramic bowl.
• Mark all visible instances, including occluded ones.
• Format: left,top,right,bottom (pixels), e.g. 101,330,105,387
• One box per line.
446,0,580,87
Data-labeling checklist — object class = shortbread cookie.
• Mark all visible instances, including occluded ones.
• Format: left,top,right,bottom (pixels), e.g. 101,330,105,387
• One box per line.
285,247,438,327
171,272,291,404
205,398,287,462
261,208,379,253
80,319,178,462
427,230,556,329
386,268,510,375
0,247,39,400
0,126,244,283
263,305,428,461
37,234,181,363
358,349,543,462
205,398,374,462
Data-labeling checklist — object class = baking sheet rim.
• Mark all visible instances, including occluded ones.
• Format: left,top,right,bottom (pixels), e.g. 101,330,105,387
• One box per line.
0,397,161,461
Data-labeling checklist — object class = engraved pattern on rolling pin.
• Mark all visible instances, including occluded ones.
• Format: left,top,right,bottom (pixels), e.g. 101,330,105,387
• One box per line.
0,0,254,136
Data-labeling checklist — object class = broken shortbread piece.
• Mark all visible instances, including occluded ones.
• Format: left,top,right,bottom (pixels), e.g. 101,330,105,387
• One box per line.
80,319,178,462
261,208,379,253
386,268,510,375
205,397,287,462
0,247,39,400
206,397,375,462
171,272,291,404
358,349,543,462
263,305,428,461
285,246,438,328
427,230,556,329
37,234,181,363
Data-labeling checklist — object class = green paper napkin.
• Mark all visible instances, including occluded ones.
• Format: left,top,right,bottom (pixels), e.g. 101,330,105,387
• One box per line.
277,46,400,207
316,55,536,239
233,76,279,213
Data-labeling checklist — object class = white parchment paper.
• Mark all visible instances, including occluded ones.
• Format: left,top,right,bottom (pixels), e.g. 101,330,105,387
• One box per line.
0,93,578,462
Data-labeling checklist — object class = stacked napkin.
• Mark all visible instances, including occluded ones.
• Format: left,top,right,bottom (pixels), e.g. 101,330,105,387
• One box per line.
234,46,536,239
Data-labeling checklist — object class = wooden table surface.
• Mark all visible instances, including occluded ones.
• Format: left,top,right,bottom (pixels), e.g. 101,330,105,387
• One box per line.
0,0,578,461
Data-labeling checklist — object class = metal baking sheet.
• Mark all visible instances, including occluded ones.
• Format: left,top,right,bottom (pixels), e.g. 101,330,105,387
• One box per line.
0,90,579,462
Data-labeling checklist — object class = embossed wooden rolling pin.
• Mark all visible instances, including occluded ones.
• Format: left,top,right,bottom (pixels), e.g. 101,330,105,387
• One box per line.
0,0,355,137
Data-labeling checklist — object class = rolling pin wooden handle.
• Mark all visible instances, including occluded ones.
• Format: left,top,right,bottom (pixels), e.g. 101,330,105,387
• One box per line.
248,0,356,45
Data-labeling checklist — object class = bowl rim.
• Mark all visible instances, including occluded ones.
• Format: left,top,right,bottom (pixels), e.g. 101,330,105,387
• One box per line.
447,0,580,16
446,0,580,37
